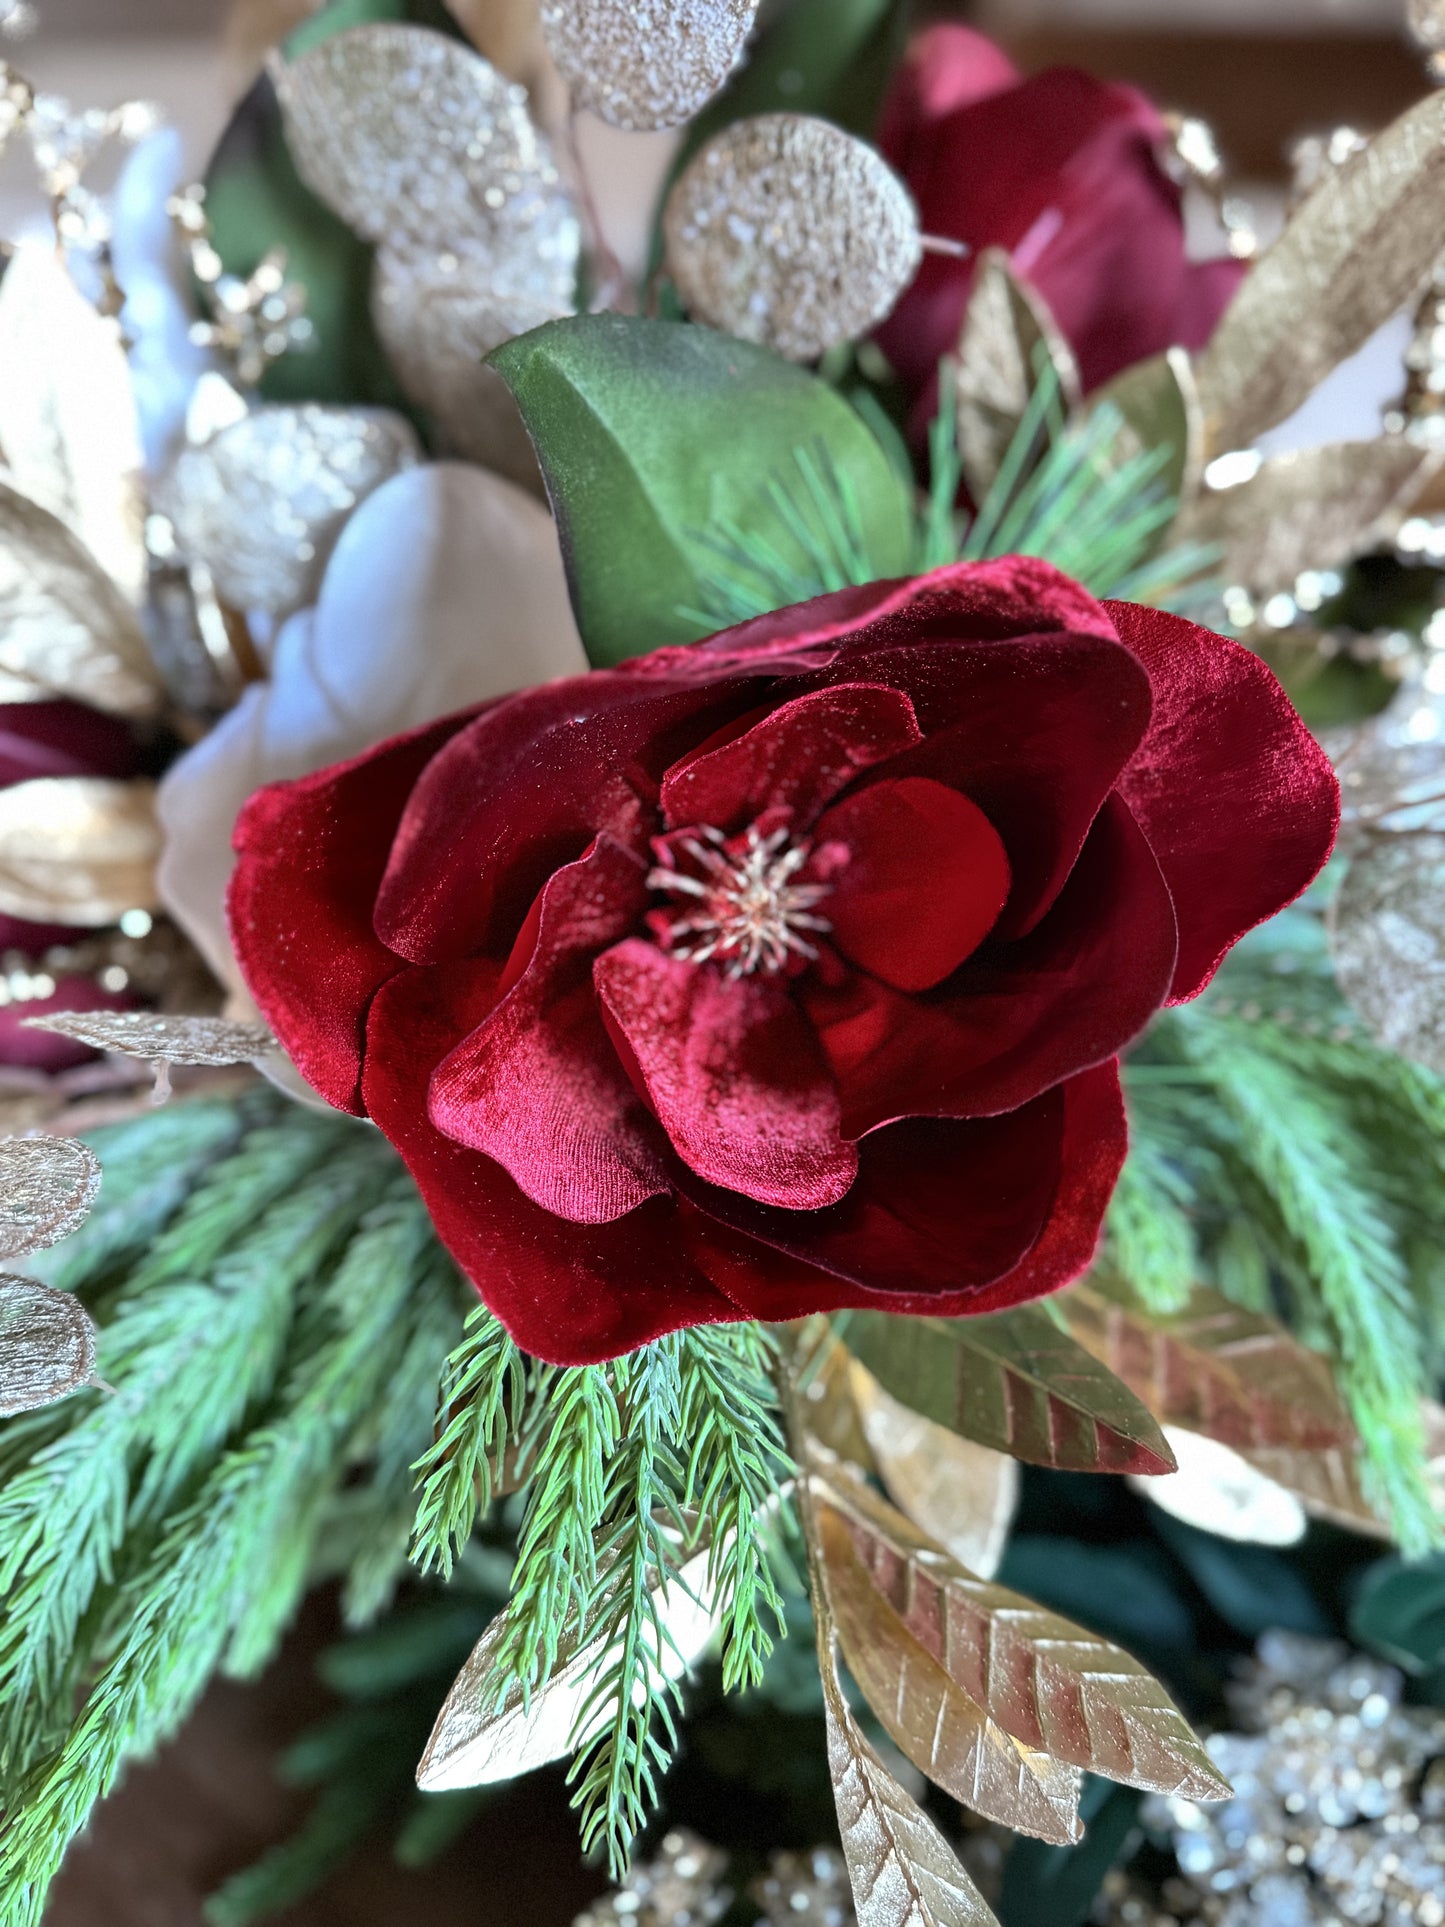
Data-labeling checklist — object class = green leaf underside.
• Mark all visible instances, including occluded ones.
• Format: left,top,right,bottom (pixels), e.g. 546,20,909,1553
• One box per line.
488,316,915,665
844,1307,1176,1476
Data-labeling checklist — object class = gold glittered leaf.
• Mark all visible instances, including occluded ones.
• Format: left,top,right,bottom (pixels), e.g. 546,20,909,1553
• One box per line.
370,251,554,490
845,1308,1177,1477
23,1011,275,1067
664,114,922,363
1171,441,1435,593
0,1134,101,1261
953,249,1080,503
1085,348,1204,508
274,24,578,299
848,1356,1018,1580
541,0,758,133
1061,1276,1355,1452
815,1584,1000,1927
161,404,420,618
1196,90,1445,454
815,1488,1083,1842
0,247,148,606
417,1540,719,1792
0,479,160,717
0,1274,98,1417
0,776,160,926
817,1466,1231,1806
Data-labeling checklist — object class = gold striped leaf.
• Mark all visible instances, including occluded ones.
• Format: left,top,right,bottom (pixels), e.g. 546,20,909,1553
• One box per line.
1239,1440,1389,1540
1061,1276,1354,1452
848,1356,1018,1579
814,1563,1001,1927
817,1465,1231,1806
1196,89,1445,454
845,1307,1176,1476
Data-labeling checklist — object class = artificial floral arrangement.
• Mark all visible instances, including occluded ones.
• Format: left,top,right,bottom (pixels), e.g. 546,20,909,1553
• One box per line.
7,1,1445,1922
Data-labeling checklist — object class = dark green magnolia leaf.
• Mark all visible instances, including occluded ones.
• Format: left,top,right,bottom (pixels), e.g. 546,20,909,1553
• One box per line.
997,1779,1143,1927
488,315,915,666
203,76,406,411
844,1309,1177,1477
1350,1554,1445,1675
1148,1513,1332,1642
203,2,464,412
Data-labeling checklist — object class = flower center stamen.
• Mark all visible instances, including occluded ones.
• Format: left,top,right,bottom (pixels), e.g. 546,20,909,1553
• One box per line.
648,823,834,978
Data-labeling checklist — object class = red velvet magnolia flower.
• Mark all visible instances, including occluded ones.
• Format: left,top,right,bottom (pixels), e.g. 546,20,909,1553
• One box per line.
229,560,1337,1365
875,25,1245,404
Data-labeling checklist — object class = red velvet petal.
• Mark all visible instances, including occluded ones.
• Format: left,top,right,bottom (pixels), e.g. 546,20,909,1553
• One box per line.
803,793,1176,1136
594,938,857,1211
878,24,1021,174
816,777,1010,992
690,1061,1125,1321
671,1086,1062,1298
851,632,1150,937
1105,601,1340,1003
374,673,749,966
659,683,921,834
0,702,140,788
229,711,471,1114
428,838,667,1224
362,966,739,1365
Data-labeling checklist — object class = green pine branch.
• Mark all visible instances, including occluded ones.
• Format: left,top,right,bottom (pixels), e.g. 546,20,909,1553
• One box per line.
410,1301,526,1580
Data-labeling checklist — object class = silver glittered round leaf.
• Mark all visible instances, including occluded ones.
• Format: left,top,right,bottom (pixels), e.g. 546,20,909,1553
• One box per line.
1331,829,1445,1073
160,405,419,617
0,1275,97,1417
275,22,578,299
23,1011,277,1066
1331,669,1445,835
371,246,562,491
0,1135,100,1261
541,0,758,133
663,113,922,361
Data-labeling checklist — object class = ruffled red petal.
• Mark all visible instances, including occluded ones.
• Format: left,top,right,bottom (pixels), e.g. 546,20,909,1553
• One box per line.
428,838,667,1224
816,776,1011,992
843,630,1150,935
363,964,738,1365
374,673,750,966
672,1087,1062,1299
659,683,921,834
594,937,857,1210
803,793,1175,1136
229,711,470,1114
1105,601,1340,1002
692,1060,1125,1321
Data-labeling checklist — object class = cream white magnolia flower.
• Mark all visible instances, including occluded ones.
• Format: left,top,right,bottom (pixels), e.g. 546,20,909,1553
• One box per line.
157,461,588,1010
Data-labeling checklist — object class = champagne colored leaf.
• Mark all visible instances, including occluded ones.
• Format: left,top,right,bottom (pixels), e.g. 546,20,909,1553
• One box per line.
1128,1426,1308,1546
417,1541,718,1792
23,1012,276,1068
0,1135,101,1261
488,315,915,666
848,1357,1018,1580
816,1492,1084,1842
817,1467,1231,1805
0,481,160,717
0,777,160,926
845,1308,1176,1476
953,250,1080,504
1084,348,1203,508
1196,90,1445,454
816,1583,1000,1927
1061,1276,1355,1451
0,247,148,605
1172,440,1434,592
0,1275,98,1418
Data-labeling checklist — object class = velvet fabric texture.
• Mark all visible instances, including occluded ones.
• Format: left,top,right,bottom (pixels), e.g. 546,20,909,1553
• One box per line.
0,700,143,1071
874,25,1246,406
229,560,1338,1365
